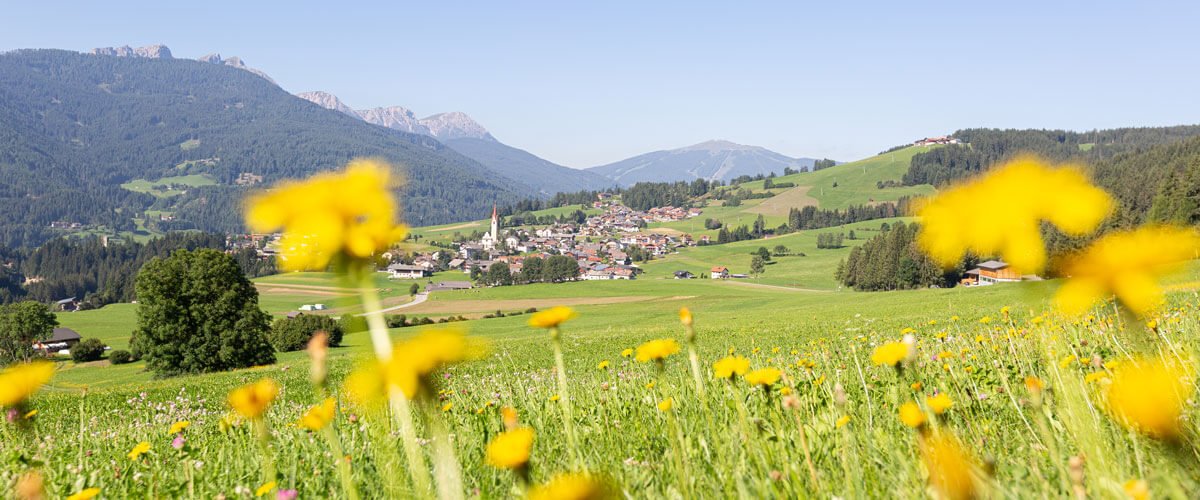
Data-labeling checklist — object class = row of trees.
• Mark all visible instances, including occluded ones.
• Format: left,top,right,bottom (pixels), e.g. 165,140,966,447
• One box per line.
473,255,581,287
786,201,908,231
834,222,960,291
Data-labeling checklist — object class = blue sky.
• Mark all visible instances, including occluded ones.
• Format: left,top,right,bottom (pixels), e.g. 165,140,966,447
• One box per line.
3,1,1197,168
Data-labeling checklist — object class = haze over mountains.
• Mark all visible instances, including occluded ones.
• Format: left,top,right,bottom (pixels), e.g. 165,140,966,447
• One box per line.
586,140,821,186
296,91,612,195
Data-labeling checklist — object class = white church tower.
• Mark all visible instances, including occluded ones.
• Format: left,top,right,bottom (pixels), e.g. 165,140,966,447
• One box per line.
481,204,500,251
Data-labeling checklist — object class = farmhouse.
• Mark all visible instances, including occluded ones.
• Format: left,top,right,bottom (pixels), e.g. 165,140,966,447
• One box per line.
55,297,79,312
711,266,730,279
961,260,1034,286
36,327,81,353
674,270,695,279
386,264,430,279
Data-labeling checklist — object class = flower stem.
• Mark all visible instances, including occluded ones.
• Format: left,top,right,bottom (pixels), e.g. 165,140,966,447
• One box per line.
551,328,581,467
423,403,465,500
322,424,360,500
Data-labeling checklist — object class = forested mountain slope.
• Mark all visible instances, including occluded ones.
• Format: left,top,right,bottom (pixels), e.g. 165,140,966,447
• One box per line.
0,49,529,246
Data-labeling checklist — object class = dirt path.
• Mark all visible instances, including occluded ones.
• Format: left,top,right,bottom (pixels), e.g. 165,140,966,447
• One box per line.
428,222,482,232
358,293,429,316
397,295,673,314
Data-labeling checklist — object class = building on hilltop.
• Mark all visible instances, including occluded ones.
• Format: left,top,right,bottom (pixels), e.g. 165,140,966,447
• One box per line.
961,260,1041,286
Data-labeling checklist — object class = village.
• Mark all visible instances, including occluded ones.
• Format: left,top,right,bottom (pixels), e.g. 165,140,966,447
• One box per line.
227,198,709,289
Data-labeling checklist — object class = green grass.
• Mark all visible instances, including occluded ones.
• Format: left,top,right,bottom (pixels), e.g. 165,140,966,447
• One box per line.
54,303,139,350
120,174,217,198
16,270,1200,497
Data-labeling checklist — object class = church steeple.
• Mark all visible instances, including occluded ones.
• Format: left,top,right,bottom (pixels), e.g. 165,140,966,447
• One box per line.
490,204,499,241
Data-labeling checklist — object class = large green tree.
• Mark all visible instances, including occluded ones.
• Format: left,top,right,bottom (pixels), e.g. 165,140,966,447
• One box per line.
0,301,58,365
268,314,344,352
130,249,275,376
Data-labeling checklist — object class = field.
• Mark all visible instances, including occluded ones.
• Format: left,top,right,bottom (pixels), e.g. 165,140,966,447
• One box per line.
120,174,218,198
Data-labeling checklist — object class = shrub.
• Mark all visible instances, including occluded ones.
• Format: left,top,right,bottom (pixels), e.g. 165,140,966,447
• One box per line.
71,338,106,363
109,349,134,365
268,314,345,352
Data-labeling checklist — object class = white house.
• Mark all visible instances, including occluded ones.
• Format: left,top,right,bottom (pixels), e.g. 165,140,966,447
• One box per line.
386,264,430,279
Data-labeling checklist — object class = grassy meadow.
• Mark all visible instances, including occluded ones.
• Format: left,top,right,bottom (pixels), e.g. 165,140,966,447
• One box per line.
9,259,1200,497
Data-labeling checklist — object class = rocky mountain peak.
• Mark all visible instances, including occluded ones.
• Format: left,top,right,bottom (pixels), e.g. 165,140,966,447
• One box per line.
91,44,173,59
356,106,430,135
297,91,360,118
420,112,495,141
197,53,277,85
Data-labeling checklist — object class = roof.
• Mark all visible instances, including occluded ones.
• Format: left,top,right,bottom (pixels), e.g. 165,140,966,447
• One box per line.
711,266,728,272
46,327,81,343
975,260,1009,270
387,264,425,272
55,297,77,304
428,281,473,291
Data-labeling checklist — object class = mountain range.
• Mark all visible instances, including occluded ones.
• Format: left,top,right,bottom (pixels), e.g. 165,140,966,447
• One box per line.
0,47,532,246
295,91,613,195
586,140,820,186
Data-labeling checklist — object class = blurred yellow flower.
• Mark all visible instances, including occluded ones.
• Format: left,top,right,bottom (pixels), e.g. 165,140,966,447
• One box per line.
66,488,101,500
228,378,279,419
712,356,751,379
1106,356,1195,440
168,420,190,435
345,329,485,402
620,348,633,358
1123,479,1150,500
911,381,923,391
245,159,407,271
255,481,276,497
15,471,44,500
528,473,613,500
127,441,151,461
529,306,578,329
899,402,926,428
486,427,535,469
1055,226,1200,317
298,398,337,431
920,434,979,500
597,360,610,370
501,406,519,429
744,368,782,387
0,361,55,407
835,415,851,428
549,394,561,402
657,398,674,412
915,156,1113,274
1024,376,1045,393
441,402,453,412
635,338,681,362
871,342,910,367
678,307,693,327
927,393,953,414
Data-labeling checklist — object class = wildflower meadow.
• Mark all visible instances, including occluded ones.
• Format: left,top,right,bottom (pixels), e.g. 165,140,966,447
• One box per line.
3,157,1200,499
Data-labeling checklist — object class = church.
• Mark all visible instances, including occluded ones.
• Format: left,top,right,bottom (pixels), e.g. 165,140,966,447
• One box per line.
480,204,501,251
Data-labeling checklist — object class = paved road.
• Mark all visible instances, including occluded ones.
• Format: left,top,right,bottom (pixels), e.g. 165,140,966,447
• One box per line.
356,292,428,316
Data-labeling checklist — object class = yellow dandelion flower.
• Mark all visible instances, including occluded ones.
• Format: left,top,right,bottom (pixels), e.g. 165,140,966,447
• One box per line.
1055,226,1200,317
713,356,751,379
911,381,923,391
1123,479,1150,500
657,397,674,412
678,307,693,327
813,375,826,385
835,415,851,428
22,409,37,419
298,398,337,431
528,306,577,329
127,441,151,461
168,420,190,435
899,402,926,428
1106,357,1195,440
1084,372,1110,384
228,378,279,419
1059,355,1077,369
1024,376,1045,393
549,394,561,402
744,368,782,387
528,473,613,500
620,348,633,358
870,341,910,367
635,338,681,362
255,481,276,497
780,387,793,396
644,381,655,390
0,361,55,407
915,155,1113,274
501,406,519,429
486,427,535,469
441,402,453,412
920,434,979,500
345,329,485,402
926,393,953,414
66,488,101,500
245,159,407,271
597,360,610,370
